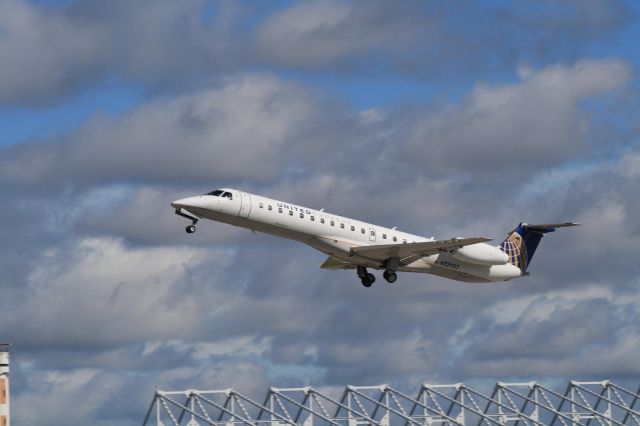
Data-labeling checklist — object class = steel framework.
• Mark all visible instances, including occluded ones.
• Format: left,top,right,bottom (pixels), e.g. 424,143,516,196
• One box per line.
143,381,640,426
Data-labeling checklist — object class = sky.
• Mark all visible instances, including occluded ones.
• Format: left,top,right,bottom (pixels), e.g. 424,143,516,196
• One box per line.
0,0,639,424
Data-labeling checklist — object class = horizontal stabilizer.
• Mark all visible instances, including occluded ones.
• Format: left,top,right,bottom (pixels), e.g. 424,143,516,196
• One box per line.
522,222,580,233
350,237,491,264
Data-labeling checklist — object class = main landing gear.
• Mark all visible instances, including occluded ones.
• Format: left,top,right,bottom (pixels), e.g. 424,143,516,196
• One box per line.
383,270,398,284
357,266,376,287
357,267,398,287
186,224,196,234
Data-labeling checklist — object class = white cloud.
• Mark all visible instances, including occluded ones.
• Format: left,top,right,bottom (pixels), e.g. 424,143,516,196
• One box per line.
0,74,316,185
408,59,632,174
619,149,640,178
1,237,227,347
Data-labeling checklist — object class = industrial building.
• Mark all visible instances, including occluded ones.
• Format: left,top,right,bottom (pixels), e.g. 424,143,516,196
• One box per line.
144,380,639,426
0,344,9,426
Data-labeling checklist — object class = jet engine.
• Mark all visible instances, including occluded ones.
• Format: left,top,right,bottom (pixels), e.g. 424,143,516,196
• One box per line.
451,244,509,266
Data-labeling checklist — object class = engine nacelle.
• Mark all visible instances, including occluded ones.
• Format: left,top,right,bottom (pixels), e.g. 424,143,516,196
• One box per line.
451,244,509,266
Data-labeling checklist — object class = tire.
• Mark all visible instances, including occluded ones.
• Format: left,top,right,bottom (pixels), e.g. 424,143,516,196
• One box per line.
383,271,397,284
186,225,196,234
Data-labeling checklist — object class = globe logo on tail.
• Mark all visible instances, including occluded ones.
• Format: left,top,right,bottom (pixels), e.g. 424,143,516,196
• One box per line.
500,230,528,271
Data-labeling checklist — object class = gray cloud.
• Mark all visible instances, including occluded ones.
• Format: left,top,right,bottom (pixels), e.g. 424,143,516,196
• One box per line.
254,0,426,69
256,0,632,76
456,289,640,379
0,0,633,106
0,0,111,105
0,0,242,106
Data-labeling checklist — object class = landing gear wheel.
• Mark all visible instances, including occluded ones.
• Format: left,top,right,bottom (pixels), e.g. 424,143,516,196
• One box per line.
186,225,196,234
357,267,375,287
383,270,397,284
361,272,375,287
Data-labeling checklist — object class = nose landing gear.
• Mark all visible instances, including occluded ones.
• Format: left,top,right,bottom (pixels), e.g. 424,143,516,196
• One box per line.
175,209,199,234
357,266,376,287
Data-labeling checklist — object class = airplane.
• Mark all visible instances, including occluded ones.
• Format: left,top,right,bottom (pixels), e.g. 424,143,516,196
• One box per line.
171,188,578,287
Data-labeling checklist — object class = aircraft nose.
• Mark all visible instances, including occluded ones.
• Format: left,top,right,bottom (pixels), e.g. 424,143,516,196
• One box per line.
171,197,197,209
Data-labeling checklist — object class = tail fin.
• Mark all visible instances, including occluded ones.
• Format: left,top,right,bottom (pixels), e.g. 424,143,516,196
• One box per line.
499,222,579,271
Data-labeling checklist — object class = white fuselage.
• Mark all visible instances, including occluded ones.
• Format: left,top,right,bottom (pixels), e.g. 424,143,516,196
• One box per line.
171,188,523,283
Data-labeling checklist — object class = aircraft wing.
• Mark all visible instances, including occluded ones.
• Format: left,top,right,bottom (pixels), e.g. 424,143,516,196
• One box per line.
350,237,491,264
320,255,357,270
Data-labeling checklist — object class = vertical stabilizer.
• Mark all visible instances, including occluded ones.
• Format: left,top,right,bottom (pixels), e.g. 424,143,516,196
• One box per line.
500,222,578,271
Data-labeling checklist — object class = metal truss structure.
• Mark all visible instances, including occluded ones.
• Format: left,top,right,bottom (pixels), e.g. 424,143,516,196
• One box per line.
143,381,640,426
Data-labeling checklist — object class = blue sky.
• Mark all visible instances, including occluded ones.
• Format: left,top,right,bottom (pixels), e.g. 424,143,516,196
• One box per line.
0,1,639,425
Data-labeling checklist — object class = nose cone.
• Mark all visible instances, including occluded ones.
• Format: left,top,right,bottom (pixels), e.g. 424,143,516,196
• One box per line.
171,197,192,209
171,196,204,210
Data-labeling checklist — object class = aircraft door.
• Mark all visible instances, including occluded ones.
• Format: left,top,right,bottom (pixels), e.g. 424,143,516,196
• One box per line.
239,192,251,218
369,228,376,242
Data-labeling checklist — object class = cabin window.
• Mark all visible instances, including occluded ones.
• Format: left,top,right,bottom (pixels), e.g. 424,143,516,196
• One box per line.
278,207,283,213
340,223,345,229
331,220,335,226
361,228,365,234
299,213,304,218
393,236,397,242
310,216,315,221
259,202,263,208
382,233,387,239
268,205,272,211
403,239,407,244
289,210,293,216
222,192,233,199
370,230,375,237
320,218,325,224
350,225,355,231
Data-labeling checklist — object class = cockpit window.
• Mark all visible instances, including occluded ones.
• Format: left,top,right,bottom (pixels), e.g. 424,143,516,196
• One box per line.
205,189,233,200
